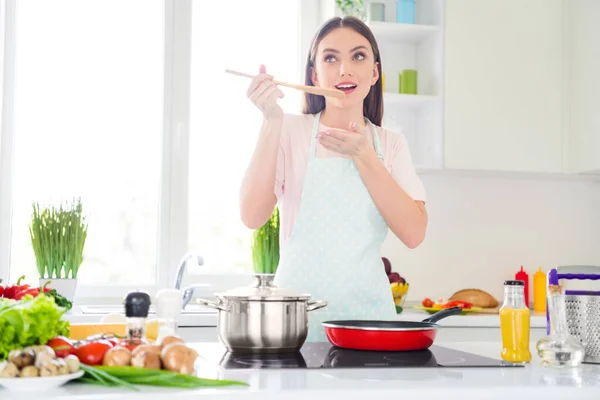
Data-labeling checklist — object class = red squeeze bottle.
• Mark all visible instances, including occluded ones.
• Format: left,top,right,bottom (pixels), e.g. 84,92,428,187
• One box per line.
515,266,530,308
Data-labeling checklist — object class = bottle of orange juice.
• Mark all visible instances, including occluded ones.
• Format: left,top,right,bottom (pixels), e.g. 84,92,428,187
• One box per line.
499,280,532,364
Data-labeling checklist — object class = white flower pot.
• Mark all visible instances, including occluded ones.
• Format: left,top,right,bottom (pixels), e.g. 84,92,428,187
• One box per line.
39,278,78,302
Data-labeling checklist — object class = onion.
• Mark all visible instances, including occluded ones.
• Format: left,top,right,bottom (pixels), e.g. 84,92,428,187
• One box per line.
132,344,161,357
131,350,161,370
160,343,198,375
103,346,132,366
159,335,184,351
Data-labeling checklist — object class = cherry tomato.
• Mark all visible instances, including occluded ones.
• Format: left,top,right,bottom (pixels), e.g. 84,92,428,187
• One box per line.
422,298,434,308
76,340,113,365
47,336,77,358
118,338,146,352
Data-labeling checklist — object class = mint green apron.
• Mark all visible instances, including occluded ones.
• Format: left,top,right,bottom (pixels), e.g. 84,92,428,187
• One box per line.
274,111,397,343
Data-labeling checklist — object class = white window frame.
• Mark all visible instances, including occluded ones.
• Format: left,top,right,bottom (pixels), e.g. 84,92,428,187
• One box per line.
0,0,322,303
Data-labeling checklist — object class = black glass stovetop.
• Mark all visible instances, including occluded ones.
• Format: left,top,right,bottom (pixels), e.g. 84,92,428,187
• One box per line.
207,343,523,370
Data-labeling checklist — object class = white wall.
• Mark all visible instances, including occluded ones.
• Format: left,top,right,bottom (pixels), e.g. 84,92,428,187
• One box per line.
382,172,600,303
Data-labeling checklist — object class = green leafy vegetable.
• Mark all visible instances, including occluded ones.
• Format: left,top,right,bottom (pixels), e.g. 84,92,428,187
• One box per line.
48,289,73,310
79,365,248,390
0,294,69,360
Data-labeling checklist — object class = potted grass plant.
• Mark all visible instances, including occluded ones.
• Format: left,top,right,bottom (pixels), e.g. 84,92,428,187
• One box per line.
251,207,280,274
29,197,88,301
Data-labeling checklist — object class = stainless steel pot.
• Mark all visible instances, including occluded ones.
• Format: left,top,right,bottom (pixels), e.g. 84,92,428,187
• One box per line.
197,274,327,354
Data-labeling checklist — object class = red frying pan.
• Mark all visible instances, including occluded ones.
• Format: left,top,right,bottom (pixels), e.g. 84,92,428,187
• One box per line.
322,307,463,351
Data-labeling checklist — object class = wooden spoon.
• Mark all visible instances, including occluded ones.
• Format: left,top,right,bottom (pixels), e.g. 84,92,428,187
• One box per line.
225,69,346,99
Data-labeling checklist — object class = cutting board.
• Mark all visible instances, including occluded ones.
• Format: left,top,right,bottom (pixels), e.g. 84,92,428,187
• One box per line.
471,307,500,314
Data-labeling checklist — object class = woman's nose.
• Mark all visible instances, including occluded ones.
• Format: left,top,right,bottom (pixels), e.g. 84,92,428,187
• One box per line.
339,62,353,77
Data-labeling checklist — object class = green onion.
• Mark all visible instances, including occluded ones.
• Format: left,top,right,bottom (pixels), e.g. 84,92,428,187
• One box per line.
29,197,88,279
251,207,280,274
78,365,248,389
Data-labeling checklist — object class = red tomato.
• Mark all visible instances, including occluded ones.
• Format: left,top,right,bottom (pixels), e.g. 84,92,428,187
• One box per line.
118,338,146,352
422,298,434,308
47,336,77,358
76,340,113,365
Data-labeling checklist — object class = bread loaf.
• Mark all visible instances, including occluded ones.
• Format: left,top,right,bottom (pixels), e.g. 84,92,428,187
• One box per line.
449,289,499,308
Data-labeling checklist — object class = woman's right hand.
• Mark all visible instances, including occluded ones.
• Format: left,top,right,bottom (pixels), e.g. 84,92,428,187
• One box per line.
247,64,284,120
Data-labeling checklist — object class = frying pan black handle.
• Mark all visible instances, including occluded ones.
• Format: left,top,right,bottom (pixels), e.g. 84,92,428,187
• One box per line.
421,306,463,324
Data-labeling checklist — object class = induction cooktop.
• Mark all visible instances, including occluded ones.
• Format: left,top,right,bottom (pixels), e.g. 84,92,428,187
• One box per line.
200,343,523,370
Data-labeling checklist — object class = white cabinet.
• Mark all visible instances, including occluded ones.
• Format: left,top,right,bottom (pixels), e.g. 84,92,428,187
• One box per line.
567,0,600,173
443,0,564,173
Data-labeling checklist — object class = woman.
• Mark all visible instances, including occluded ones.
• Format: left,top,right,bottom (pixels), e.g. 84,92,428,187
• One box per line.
239,16,428,342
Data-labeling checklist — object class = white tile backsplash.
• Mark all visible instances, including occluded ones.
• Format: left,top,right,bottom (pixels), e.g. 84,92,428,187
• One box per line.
382,172,600,302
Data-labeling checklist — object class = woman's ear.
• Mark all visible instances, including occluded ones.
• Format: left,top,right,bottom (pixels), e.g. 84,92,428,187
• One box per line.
311,67,319,86
371,62,380,86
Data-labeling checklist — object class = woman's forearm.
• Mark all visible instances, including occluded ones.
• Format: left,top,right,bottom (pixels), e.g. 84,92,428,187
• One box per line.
239,116,283,229
353,150,428,248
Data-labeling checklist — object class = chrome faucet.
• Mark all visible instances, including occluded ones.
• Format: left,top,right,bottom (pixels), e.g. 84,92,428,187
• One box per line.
174,253,209,309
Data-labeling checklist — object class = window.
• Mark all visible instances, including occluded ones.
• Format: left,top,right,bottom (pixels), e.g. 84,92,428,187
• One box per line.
8,0,164,286
187,0,301,276
0,0,314,299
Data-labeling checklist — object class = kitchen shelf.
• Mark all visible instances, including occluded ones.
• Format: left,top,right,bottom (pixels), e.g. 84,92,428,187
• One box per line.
383,93,440,108
367,21,440,43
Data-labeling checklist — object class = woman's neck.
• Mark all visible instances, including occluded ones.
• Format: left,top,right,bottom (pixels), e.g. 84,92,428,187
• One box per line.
319,104,366,130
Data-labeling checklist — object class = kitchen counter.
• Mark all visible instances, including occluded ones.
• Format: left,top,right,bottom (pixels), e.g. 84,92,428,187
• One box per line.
4,340,600,400
64,304,549,329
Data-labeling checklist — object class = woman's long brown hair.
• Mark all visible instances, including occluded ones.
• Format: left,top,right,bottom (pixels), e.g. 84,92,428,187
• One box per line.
301,16,383,126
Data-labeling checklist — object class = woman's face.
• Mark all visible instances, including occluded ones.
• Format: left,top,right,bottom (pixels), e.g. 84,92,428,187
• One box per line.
311,27,379,108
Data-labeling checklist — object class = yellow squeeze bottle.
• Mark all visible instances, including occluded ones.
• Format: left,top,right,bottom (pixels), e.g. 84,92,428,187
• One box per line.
533,266,547,312
499,280,531,364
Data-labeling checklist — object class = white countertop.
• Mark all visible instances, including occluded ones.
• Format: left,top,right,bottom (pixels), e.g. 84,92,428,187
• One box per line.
64,305,549,329
4,340,600,400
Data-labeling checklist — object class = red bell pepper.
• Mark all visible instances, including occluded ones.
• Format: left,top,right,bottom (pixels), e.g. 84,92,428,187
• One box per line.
0,279,4,297
442,300,473,310
3,275,29,299
14,281,51,300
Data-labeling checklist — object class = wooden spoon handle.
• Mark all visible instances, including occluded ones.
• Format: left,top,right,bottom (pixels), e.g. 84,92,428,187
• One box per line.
225,69,345,99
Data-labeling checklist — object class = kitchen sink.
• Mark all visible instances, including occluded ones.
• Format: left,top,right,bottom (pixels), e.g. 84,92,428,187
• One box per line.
79,304,216,315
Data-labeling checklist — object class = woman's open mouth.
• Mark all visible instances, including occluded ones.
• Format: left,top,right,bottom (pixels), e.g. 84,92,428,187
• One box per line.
335,82,357,95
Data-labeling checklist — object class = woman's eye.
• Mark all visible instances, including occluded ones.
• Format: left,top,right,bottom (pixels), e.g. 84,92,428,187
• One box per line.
324,55,337,63
353,52,366,61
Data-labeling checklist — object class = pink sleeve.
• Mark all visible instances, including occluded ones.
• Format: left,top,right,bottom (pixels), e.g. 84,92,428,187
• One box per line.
389,135,427,202
275,143,285,201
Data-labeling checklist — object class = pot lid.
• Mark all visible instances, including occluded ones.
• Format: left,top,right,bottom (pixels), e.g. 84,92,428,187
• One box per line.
216,274,311,300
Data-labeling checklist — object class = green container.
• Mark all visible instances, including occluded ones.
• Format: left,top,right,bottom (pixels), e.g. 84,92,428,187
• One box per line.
399,70,417,94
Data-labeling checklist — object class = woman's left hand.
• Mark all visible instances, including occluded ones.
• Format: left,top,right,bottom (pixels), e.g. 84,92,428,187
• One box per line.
317,121,374,159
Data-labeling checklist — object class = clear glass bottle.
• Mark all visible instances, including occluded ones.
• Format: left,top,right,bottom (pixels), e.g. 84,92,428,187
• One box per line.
155,288,182,343
499,280,532,363
536,284,585,368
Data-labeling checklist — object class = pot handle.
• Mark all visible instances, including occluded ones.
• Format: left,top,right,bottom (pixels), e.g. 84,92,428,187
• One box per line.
421,306,463,324
307,300,328,312
196,298,229,312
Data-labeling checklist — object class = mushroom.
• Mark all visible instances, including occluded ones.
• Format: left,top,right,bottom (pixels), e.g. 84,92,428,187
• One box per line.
0,362,19,378
34,351,55,369
131,350,161,370
8,348,35,368
39,360,60,377
159,335,184,350
55,358,70,375
64,355,81,373
25,345,56,358
20,366,40,378
103,346,132,366
160,343,198,375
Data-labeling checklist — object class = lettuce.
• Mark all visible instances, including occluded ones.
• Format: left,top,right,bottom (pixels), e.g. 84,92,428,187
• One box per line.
0,294,70,360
